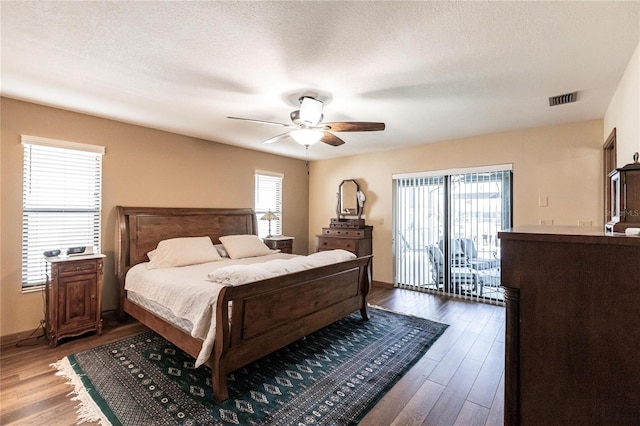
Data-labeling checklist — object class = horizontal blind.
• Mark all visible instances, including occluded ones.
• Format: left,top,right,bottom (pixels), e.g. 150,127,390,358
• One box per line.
22,137,104,288
255,172,283,238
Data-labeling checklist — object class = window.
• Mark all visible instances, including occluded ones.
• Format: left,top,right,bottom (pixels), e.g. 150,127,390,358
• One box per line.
22,135,104,290
254,171,283,238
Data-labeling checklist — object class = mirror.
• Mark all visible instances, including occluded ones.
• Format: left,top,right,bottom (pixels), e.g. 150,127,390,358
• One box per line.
337,179,365,219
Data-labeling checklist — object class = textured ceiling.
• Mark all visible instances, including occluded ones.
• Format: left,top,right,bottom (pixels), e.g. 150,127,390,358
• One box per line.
2,1,639,160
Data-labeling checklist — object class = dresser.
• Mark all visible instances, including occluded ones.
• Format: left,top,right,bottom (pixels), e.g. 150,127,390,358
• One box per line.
499,227,640,425
317,223,372,257
45,254,105,347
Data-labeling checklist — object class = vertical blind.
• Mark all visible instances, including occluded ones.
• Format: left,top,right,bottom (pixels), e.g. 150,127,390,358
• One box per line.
254,171,283,238
22,136,104,289
393,166,511,304
393,175,445,288
449,170,512,254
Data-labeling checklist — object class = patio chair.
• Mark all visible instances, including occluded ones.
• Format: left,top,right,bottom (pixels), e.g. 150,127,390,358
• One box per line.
458,238,500,270
437,239,467,266
426,245,479,293
400,233,426,252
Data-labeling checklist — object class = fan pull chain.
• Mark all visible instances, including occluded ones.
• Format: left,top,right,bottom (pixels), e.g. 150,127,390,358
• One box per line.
305,146,310,176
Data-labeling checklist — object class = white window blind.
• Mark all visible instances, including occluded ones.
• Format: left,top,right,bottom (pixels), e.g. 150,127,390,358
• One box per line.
21,136,104,289
254,171,283,238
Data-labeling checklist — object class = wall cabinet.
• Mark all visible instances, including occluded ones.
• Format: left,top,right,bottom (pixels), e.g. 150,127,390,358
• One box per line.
606,160,640,232
45,255,105,347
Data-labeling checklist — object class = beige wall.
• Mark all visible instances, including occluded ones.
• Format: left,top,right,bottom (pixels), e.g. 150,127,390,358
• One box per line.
605,40,640,166
309,119,604,285
5,32,638,337
0,97,309,337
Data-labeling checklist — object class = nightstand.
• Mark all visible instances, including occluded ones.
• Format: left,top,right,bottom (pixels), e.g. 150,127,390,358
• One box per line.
262,236,294,254
45,254,105,347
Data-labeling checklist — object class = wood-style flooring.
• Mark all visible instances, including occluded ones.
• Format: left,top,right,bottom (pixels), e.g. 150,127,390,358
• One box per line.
0,287,505,425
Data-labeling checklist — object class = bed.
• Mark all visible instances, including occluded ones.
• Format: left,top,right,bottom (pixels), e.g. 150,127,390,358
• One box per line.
116,206,372,401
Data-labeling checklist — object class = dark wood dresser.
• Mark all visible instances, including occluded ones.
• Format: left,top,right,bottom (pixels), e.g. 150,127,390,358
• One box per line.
317,224,372,257
499,226,640,425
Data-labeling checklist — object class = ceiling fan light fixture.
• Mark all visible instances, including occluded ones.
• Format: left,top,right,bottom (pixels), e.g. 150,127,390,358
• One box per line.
299,97,323,125
228,94,384,148
291,129,323,146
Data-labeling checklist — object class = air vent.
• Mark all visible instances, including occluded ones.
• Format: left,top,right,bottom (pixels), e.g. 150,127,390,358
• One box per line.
549,91,578,107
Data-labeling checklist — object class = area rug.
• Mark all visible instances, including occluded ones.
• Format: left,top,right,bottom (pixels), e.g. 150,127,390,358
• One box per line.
52,308,448,425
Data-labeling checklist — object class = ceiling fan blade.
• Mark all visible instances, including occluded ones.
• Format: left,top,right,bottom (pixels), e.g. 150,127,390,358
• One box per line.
323,122,386,132
227,116,295,128
262,132,291,144
321,132,346,146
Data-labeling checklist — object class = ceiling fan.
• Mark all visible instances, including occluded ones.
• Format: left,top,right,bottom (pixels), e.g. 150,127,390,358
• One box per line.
227,96,385,147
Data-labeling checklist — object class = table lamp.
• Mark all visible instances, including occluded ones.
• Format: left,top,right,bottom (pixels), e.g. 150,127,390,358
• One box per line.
260,210,279,238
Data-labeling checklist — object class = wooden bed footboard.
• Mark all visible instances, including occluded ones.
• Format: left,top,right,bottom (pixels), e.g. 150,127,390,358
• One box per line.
212,255,372,401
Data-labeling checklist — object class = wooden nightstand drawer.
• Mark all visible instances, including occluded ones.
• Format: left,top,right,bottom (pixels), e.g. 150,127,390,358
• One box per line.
262,237,294,254
272,239,292,248
58,260,98,276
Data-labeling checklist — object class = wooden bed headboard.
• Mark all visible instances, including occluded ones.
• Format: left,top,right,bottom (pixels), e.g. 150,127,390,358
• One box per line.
116,206,258,281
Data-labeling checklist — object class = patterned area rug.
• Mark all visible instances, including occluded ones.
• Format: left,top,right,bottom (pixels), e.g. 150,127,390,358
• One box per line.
52,308,448,425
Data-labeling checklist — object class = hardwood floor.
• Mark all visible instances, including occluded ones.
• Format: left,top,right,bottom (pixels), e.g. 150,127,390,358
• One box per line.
0,287,505,425
361,287,505,426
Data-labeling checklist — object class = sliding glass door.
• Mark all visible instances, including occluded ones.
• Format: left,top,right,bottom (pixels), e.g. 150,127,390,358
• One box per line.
393,166,512,302
394,175,445,290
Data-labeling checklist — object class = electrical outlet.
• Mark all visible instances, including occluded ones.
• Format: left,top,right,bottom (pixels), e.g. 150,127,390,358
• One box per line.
539,219,554,225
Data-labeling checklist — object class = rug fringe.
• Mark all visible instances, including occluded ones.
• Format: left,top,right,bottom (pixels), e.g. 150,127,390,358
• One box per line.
368,303,415,317
51,357,112,426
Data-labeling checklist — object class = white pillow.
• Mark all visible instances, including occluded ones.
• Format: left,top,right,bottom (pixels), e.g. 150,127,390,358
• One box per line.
219,234,273,259
147,236,222,269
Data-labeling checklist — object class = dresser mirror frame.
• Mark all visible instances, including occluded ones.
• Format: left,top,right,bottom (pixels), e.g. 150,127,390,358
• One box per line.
337,179,363,219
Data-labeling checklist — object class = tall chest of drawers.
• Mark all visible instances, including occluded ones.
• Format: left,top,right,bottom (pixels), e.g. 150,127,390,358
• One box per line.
316,225,373,257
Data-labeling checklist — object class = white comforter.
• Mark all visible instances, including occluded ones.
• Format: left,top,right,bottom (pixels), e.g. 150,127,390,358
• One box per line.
125,250,356,367
207,250,356,284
